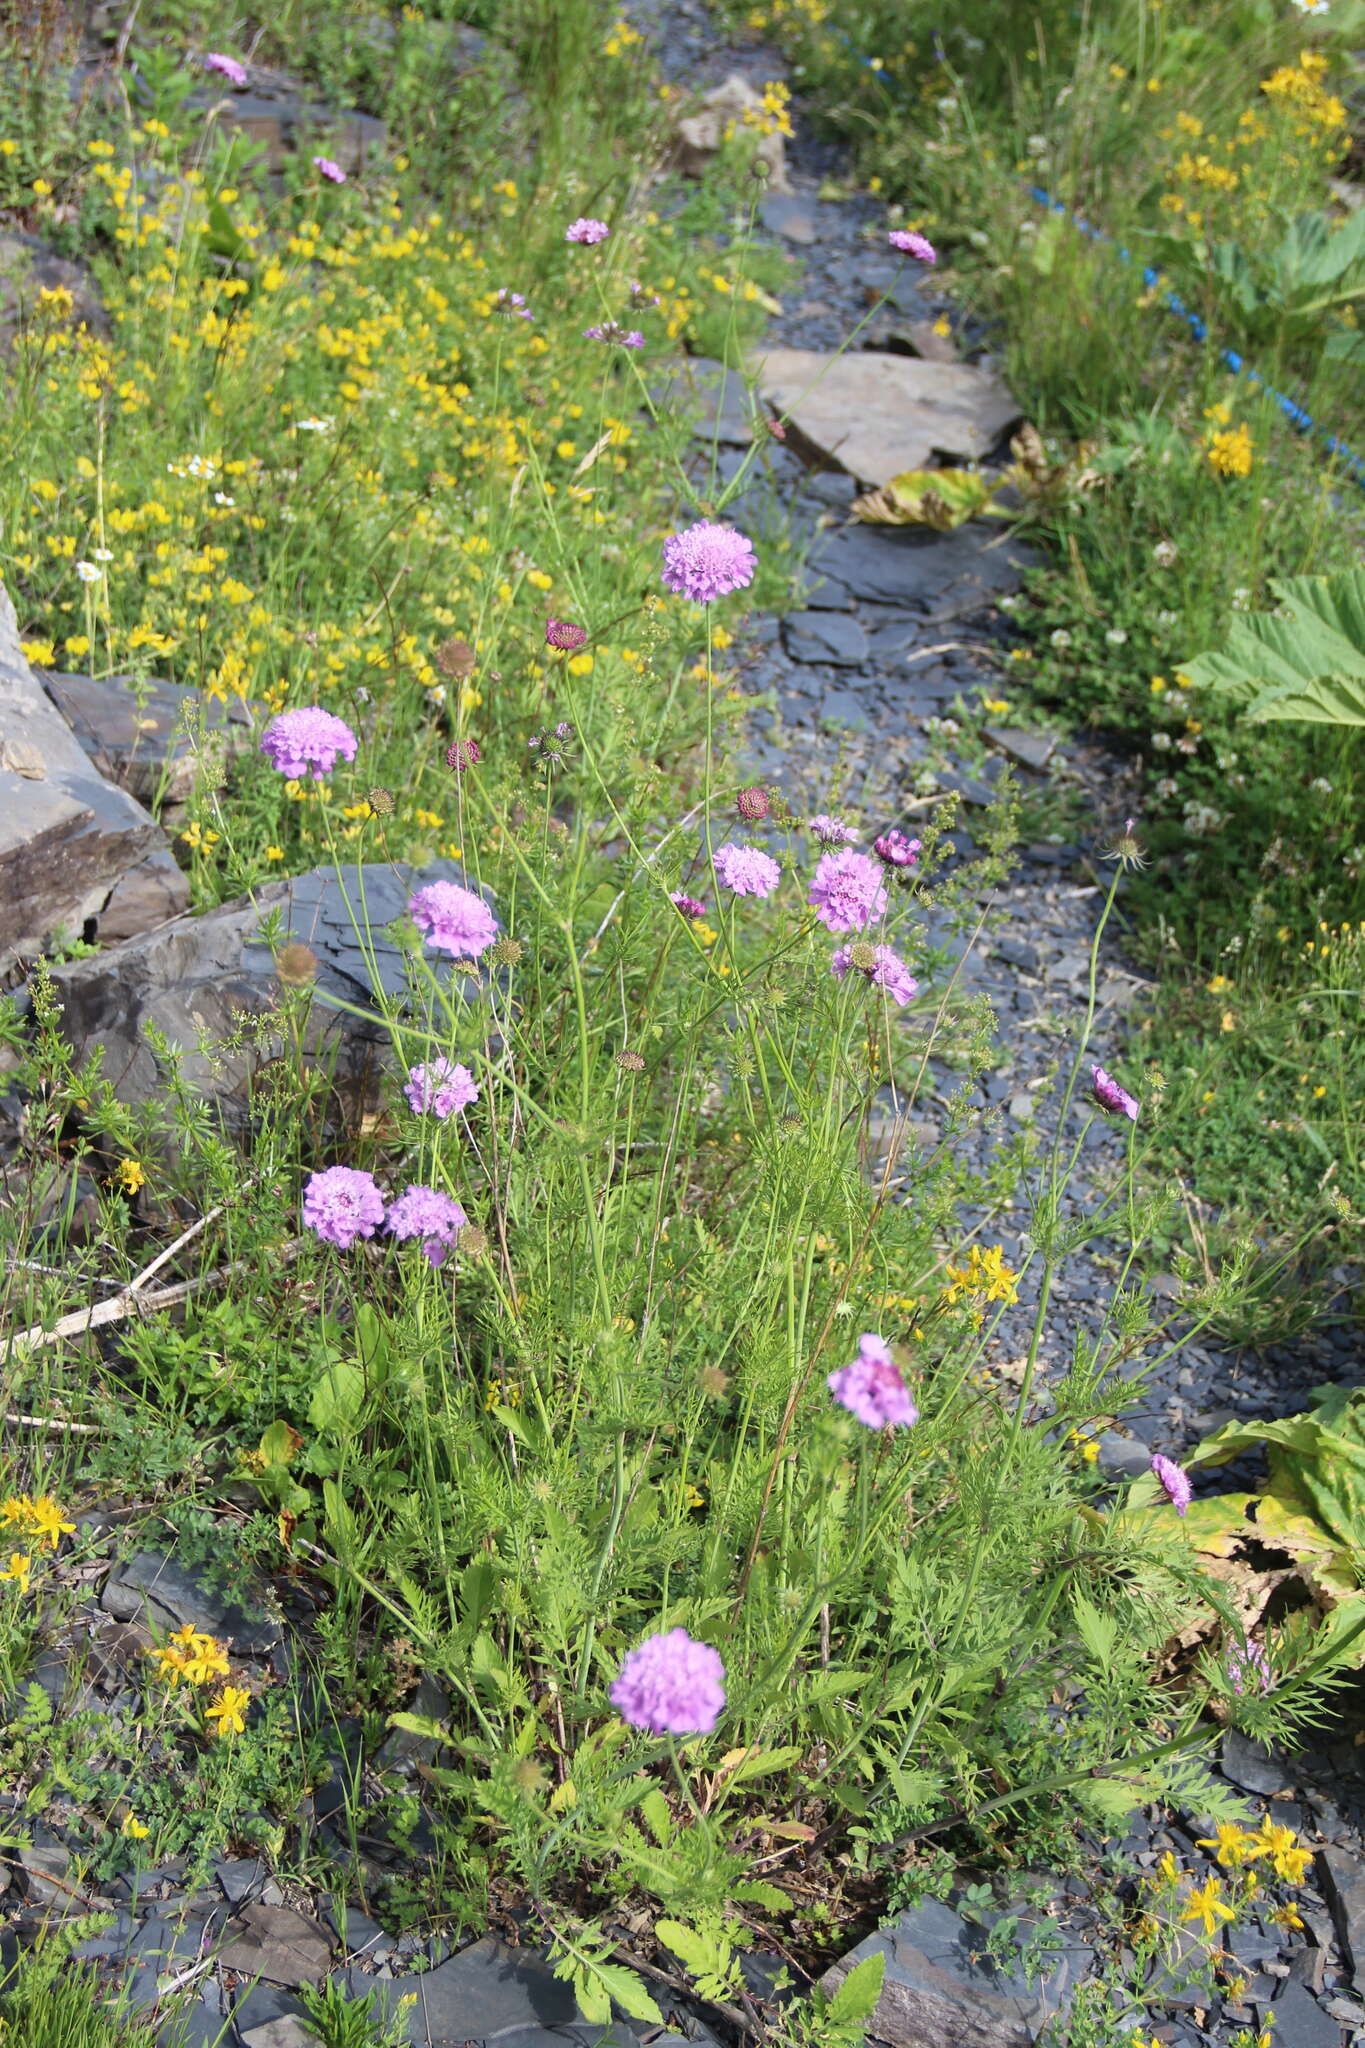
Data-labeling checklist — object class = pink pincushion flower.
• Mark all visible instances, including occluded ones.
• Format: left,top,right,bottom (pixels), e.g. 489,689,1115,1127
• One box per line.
610,1628,726,1735
386,1183,467,1266
545,618,588,652
831,943,918,1008
736,786,770,821
873,829,921,869
661,521,756,604
1226,1639,1272,1696
1151,1453,1192,1516
828,1334,918,1429
260,706,358,780
583,322,645,349
1092,1065,1139,1121
404,1059,479,1120
408,880,498,958
566,217,609,244
313,156,346,183
888,228,937,263
713,842,780,898
671,891,707,920
808,848,887,933
810,814,857,846
303,1166,385,1249
203,52,247,86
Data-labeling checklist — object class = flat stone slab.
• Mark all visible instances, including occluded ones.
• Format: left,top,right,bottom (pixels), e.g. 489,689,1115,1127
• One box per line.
215,1904,332,1987
42,669,254,805
0,231,105,341
806,523,1036,616
0,581,185,977
101,1549,282,1653
337,1936,663,2046
781,610,870,666
819,1898,1086,2048
750,347,1021,484
982,726,1059,772
650,356,756,445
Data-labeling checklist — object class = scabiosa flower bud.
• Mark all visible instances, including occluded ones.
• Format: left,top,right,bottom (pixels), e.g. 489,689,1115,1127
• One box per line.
489,935,524,967
661,521,756,604
670,892,707,920
313,156,346,184
713,842,781,898
446,738,481,772
436,637,477,678
809,814,857,846
1151,1453,1192,1515
1091,1064,1139,1121
545,618,588,652
831,942,918,1007
828,1334,918,1428
766,417,786,440
778,1111,804,1135
303,1166,385,1249
203,51,247,86
808,849,887,933
460,1224,489,1257
275,942,319,987
260,707,358,781
610,1628,726,1735
367,786,395,817
386,1184,468,1267
404,1059,478,1119
735,785,770,822
617,1049,646,1072
873,828,921,869
700,1365,730,1397
583,321,645,349
408,881,498,959
493,288,533,321
566,216,609,244
888,227,937,263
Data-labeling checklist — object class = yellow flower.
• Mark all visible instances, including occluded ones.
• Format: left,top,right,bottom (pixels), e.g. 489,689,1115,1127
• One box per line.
113,1158,146,1194
1206,425,1253,478
205,1685,251,1737
1206,974,1233,994
1155,1850,1181,1886
120,1813,150,1839
26,1496,76,1550
0,140,16,156
31,178,52,197
265,845,285,862
944,1243,1020,1306
1180,1874,1236,1937
1198,1821,1257,1868
0,1553,32,1594
1150,675,1167,693
1220,1010,1237,1032
566,652,593,676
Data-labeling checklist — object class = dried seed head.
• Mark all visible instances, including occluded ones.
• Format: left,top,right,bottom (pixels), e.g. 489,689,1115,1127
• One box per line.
779,1111,804,1135
617,1049,646,1073
848,941,878,974
436,637,477,679
700,1366,730,1399
275,942,319,987
460,1225,489,1257
489,935,523,966
366,786,395,816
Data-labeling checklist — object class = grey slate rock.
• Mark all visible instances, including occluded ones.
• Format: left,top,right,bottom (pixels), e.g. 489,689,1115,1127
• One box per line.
1319,1845,1365,1985
1095,1432,1153,1479
217,1858,272,1904
982,725,1058,772
820,689,872,733
213,1903,333,1987
396,1936,657,2044
42,668,255,807
782,609,870,666
1269,1978,1339,2047
818,1898,1085,2047
101,1550,281,1652
1222,1731,1292,1797
760,194,819,244
376,1672,451,1770
806,523,1035,615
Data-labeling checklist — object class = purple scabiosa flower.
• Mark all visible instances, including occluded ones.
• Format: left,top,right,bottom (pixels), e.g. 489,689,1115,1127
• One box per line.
808,848,887,933
404,1058,479,1120
661,521,756,604
260,706,358,781
736,786,770,822
671,891,708,920
713,841,781,899
629,281,661,308
566,216,609,244
609,1628,726,1736
1226,1639,1272,1696
408,880,498,958
873,828,921,869
203,51,247,86
545,618,588,652
810,814,857,846
831,942,918,1008
386,1183,468,1267
828,1333,918,1429
1091,1064,1139,1122
446,738,480,772
493,288,533,321
312,156,346,183
583,321,645,349
303,1166,386,1249
1151,1453,1192,1516
888,228,937,263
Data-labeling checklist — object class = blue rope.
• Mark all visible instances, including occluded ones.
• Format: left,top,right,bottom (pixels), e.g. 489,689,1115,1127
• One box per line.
1025,182,1365,484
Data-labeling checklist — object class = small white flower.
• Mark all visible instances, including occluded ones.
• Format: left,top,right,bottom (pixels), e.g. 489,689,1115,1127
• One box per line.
1105,627,1128,646
1292,0,1329,15
214,491,235,506
75,560,102,583
91,546,113,561
1231,586,1252,611
428,682,447,706
1050,628,1073,649
1154,777,1179,799
1156,609,1179,628
1151,731,1172,751
295,416,333,433
1152,540,1178,568
187,455,217,480
1310,776,1334,794
998,594,1018,611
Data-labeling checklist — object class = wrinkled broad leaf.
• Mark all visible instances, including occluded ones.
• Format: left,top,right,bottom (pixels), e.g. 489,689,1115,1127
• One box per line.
852,465,1009,529
1184,570,1365,726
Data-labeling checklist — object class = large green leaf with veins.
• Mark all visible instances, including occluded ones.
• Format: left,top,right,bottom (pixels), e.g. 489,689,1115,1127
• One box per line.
1183,570,1365,724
